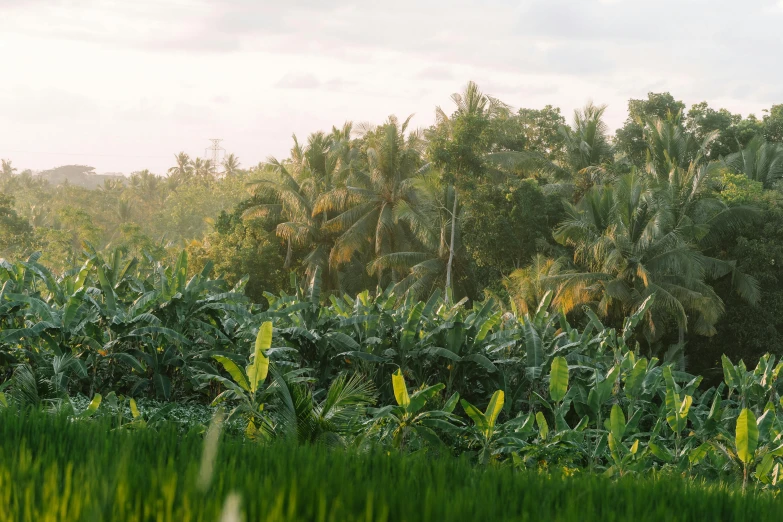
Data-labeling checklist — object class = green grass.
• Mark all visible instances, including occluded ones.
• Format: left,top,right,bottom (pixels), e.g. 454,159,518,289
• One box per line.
1,410,780,522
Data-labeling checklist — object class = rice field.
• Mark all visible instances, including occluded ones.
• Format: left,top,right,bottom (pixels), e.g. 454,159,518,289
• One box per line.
1,409,780,522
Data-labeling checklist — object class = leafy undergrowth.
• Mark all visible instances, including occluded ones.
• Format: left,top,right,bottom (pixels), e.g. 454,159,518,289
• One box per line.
1,410,780,522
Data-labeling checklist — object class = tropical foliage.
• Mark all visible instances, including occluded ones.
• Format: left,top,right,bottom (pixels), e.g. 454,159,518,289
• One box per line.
3,251,783,490
4,86,783,364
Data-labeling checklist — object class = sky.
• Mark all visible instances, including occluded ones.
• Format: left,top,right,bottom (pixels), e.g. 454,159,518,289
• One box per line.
2,0,783,175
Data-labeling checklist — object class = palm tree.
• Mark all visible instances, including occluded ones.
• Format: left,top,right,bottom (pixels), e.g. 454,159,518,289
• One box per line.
556,102,615,198
505,255,573,316
222,153,241,177
722,136,783,188
1,159,16,179
320,115,426,287
246,128,355,286
560,102,614,172
432,82,509,300
369,171,475,300
523,168,758,341
117,197,133,223
167,152,193,184
191,157,213,179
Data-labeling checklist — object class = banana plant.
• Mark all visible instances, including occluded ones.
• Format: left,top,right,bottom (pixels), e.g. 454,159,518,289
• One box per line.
722,354,783,409
369,368,459,450
207,321,274,439
648,366,698,466
703,406,783,489
606,404,642,477
460,390,520,464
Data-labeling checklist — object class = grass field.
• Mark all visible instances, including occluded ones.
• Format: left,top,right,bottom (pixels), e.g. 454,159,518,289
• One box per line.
1,410,780,522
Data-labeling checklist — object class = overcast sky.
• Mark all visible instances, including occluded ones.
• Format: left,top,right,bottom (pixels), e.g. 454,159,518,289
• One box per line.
2,0,783,174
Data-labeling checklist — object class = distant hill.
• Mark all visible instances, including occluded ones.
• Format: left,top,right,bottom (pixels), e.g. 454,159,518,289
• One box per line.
36,165,125,189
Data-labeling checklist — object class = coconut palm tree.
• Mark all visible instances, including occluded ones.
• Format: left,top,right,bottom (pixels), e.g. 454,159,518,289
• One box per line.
246,129,355,287
222,153,241,177
431,82,509,300
722,136,783,188
191,157,214,180
527,168,758,341
556,102,616,198
320,115,427,287
369,171,475,300
167,152,193,184
505,255,573,316
560,102,614,173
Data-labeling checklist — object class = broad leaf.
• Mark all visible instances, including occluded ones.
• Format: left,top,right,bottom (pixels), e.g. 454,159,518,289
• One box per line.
549,356,569,402
214,355,250,392
247,321,272,393
392,368,410,408
736,408,759,465
461,399,488,431
610,404,626,441
485,390,504,429
536,411,549,441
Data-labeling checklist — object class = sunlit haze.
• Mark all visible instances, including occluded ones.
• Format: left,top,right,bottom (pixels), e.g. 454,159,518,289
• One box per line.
3,0,783,173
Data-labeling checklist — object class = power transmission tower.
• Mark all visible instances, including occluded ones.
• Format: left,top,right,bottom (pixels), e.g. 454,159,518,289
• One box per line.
205,138,225,175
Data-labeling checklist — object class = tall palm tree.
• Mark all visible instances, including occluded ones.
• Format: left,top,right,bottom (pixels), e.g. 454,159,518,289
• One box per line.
191,157,213,180
246,128,355,287
222,153,241,177
1,159,16,179
432,82,508,300
167,152,193,184
129,169,167,206
320,115,426,287
555,102,616,199
369,171,474,300
525,168,758,341
722,136,783,189
642,113,720,187
560,102,614,172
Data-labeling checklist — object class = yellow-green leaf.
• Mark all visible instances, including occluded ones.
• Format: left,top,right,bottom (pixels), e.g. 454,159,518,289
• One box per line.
736,408,759,465
630,439,639,455
0,392,7,408
679,395,693,420
214,355,250,392
247,322,272,393
130,398,140,419
485,390,504,429
536,411,549,441
608,433,621,464
461,399,488,431
610,404,626,441
549,356,569,403
80,393,102,418
392,368,410,408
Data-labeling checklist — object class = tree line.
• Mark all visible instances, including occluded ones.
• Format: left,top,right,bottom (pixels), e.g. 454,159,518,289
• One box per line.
2,83,783,371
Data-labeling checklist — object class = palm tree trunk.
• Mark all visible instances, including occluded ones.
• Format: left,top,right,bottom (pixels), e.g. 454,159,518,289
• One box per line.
445,186,457,304
284,238,293,269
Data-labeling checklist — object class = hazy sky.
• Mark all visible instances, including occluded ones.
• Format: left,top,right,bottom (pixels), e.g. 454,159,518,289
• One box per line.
3,0,783,175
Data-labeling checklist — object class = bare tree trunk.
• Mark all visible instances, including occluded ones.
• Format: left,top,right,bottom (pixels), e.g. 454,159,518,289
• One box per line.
284,238,292,269
445,187,457,304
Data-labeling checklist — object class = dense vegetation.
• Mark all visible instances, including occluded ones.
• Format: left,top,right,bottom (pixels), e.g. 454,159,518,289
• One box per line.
3,84,783,518
3,86,783,371
2,251,783,491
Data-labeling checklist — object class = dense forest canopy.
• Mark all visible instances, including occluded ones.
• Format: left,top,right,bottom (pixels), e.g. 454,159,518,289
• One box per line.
3,84,783,374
